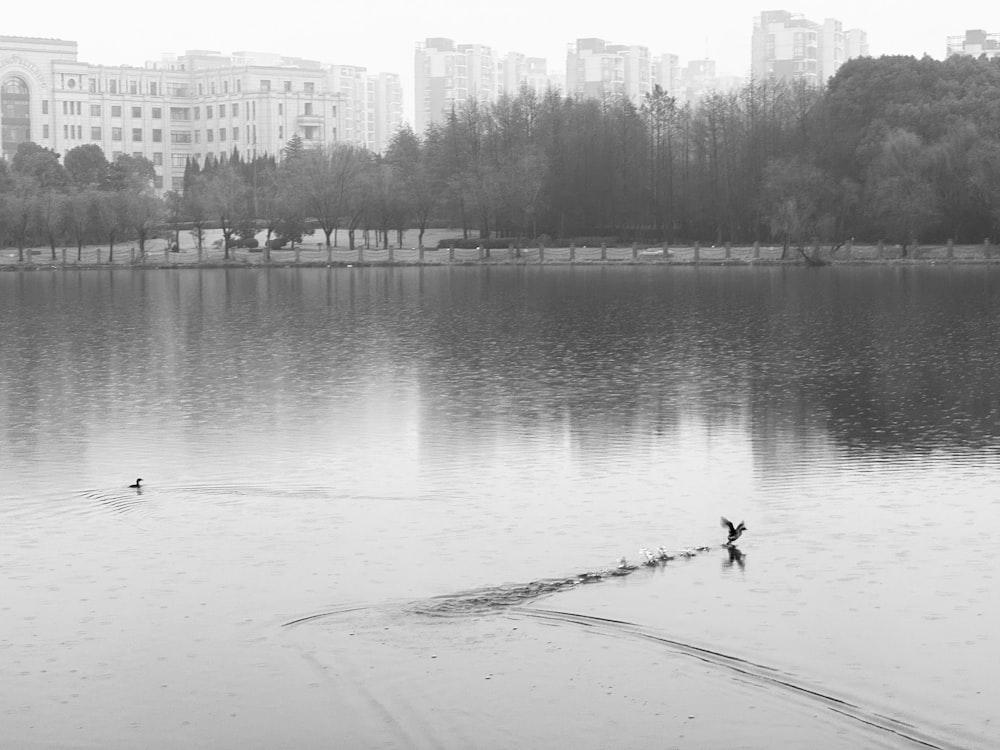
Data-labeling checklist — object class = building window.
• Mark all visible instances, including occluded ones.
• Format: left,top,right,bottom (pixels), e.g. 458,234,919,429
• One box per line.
197,84,203,95
91,126,101,139
210,82,216,95
284,80,291,91
112,127,122,141
62,101,68,115
91,104,101,116
150,82,158,96
194,130,200,143
223,80,228,93
129,81,137,94
132,128,142,142
112,105,122,117
236,80,241,92
152,129,162,142
232,102,239,117
152,107,161,118
304,102,312,115
43,124,49,139
304,82,314,93
219,104,226,117
207,130,214,142
132,106,142,118
278,103,283,115
219,128,226,141
232,126,239,140
109,80,118,94
278,125,283,139
132,151,142,159
171,153,186,167
193,106,200,119
41,100,48,115
206,105,213,119
260,79,270,92
154,175,163,188
170,108,190,120
170,131,192,143
89,78,97,92
153,152,163,165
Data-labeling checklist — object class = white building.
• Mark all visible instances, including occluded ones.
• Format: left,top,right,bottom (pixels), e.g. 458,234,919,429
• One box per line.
0,36,404,193
751,10,868,86
947,29,1000,59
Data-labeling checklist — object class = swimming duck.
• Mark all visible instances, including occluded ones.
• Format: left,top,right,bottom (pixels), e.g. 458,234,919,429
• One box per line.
721,516,746,545
128,478,143,489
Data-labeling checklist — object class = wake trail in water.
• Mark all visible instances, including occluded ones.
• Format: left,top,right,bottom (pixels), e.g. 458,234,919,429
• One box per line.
283,543,969,750
512,608,954,750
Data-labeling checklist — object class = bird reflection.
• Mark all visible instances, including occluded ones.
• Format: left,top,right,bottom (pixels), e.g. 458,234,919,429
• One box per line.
723,545,745,571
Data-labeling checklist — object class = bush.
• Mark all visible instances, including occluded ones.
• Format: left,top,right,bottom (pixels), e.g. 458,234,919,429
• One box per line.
266,238,287,250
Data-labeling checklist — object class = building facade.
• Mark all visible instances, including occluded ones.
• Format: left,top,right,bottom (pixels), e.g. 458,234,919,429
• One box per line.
0,36,404,193
947,29,1000,59
751,10,868,86
415,38,567,132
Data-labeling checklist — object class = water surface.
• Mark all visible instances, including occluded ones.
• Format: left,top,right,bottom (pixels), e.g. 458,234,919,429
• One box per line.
1,266,997,748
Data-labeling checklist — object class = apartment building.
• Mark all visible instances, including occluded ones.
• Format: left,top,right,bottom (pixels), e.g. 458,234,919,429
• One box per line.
566,38,653,101
415,38,568,132
751,10,868,86
0,36,404,193
947,29,1000,59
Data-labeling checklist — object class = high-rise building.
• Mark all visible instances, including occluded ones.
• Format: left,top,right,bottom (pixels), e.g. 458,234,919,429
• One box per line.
947,29,1000,59
566,38,653,102
751,10,867,86
0,35,403,192
414,38,504,133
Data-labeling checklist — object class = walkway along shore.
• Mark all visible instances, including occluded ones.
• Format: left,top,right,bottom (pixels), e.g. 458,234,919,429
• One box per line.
3,239,999,270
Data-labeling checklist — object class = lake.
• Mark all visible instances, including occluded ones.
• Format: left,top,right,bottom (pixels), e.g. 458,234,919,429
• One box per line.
1,265,997,749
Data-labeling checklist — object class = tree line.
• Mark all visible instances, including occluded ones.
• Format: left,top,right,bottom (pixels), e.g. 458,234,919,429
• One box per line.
2,54,1000,259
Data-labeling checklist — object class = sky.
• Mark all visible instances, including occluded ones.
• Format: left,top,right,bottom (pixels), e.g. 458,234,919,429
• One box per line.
4,0,998,124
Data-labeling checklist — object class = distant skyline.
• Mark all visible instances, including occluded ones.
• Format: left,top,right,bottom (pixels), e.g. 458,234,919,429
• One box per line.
4,0,998,126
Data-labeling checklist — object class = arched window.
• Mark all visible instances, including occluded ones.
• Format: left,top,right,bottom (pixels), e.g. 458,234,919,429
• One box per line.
1,76,31,159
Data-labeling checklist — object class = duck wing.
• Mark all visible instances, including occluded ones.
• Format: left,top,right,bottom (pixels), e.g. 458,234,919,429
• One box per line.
720,516,735,533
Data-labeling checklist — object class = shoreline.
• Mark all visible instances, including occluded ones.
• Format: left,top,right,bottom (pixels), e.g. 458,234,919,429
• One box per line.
4,246,999,272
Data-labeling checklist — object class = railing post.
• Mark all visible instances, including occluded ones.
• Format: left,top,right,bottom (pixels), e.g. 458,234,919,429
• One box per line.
538,243,545,264
845,239,852,260
985,237,992,260
601,243,607,261
947,238,954,261
662,242,668,261
358,244,363,264
97,249,102,264
449,242,455,263
569,243,575,262
327,245,332,263
419,246,425,263
693,242,700,263
725,241,731,260
61,248,67,265
632,242,638,262
753,241,760,260
877,240,884,260
388,246,394,263
295,247,301,263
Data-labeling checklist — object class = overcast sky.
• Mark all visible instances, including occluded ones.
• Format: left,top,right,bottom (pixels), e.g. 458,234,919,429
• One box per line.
5,1,997,124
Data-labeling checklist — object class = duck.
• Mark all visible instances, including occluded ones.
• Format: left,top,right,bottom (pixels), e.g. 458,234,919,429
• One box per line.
128,478,143,489
721,516,746,545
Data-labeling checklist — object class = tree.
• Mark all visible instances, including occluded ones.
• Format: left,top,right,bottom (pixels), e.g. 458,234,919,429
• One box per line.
64,144,109,189
203,165,251,259
865,129,940,254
